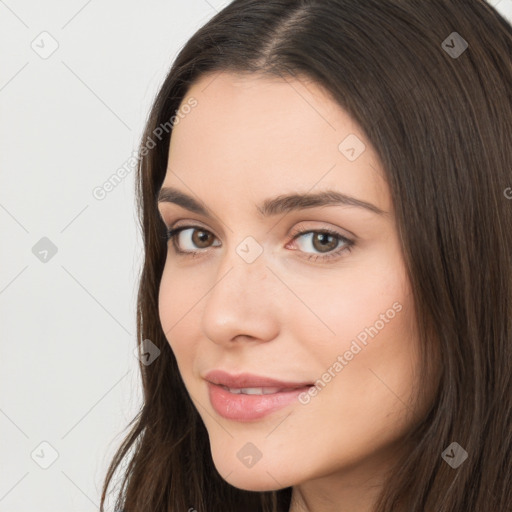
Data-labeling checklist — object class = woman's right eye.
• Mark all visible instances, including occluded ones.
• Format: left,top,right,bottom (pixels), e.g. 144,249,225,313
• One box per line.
165,226,220,255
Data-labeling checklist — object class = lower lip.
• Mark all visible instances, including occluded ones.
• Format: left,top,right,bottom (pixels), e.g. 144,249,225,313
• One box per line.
207,382,311,421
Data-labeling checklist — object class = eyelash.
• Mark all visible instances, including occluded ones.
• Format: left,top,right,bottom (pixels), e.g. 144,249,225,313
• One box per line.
161,224,354,263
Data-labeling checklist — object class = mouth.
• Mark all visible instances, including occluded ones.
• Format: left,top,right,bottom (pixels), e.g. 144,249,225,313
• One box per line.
204,370,314,421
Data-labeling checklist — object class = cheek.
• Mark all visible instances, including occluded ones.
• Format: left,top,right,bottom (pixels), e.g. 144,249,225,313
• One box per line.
158,266,201,366
158,261,200,326
289,299,420,472
301,251,418,409
312,287,419,430
291,249,411,359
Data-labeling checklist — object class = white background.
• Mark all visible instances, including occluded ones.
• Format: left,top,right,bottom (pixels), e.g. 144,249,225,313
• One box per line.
1,0,511,510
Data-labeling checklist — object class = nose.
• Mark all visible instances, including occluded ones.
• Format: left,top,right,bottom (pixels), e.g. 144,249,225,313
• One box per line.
200,247,281,347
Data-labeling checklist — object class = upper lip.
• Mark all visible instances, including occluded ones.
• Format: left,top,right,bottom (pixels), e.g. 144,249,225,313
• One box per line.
204,369,313,389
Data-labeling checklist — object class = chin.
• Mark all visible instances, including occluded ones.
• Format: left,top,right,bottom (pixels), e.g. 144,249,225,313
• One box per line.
220,471,287,492
211,454,291,492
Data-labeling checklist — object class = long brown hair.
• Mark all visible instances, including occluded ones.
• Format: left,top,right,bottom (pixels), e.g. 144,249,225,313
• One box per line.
100,1,512,510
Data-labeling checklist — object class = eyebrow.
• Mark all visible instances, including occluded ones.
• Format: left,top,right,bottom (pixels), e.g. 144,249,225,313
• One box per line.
157,186,387,218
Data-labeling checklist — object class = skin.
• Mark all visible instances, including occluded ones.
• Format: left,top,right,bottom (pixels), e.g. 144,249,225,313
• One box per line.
157,72,437,512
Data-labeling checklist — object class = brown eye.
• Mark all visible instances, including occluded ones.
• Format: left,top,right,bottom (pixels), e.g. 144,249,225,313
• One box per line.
289,228,354,263
311,232,339,253
292,229,348,255
191,229,214,248
165,226,221,253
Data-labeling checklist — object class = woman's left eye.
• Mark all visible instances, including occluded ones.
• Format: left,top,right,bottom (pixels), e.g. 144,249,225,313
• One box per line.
163,225,354,262
289,228,354,262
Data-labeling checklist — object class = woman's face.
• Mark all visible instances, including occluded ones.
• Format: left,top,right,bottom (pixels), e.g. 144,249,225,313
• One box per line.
157,72,431,497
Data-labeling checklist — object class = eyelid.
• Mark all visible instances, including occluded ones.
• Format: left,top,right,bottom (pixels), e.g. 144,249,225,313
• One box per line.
159,215,211,235
288,222,354,242
164,218,353,239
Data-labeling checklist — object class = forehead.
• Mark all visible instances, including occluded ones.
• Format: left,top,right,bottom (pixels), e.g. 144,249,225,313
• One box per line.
165,72,390,214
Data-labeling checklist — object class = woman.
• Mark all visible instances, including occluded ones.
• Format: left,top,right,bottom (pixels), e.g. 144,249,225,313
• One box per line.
101,1,512,510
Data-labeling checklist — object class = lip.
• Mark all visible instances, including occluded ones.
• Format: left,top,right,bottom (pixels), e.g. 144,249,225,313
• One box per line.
204,370,313,421
204,370,312,389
